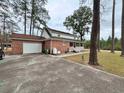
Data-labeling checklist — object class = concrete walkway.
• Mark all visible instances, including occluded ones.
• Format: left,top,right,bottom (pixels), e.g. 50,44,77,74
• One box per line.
0,55,124,93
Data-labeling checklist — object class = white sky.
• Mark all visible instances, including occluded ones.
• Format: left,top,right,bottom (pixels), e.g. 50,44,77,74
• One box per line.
46,0,122,40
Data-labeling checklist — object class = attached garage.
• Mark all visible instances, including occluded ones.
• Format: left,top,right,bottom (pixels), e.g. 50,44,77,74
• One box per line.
23,42,42,54
11,33,44,55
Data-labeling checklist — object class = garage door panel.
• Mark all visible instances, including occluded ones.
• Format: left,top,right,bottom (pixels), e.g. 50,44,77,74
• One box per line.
23,42,42,54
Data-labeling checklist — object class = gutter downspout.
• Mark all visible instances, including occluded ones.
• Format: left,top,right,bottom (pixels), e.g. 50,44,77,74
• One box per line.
50,39,52,54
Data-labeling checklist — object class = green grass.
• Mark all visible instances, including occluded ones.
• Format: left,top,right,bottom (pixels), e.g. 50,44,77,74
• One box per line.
64,51,124,77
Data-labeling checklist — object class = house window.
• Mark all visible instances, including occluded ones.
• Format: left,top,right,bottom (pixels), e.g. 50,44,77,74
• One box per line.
70,42,74,47
4,44,11,48
58,34,61,37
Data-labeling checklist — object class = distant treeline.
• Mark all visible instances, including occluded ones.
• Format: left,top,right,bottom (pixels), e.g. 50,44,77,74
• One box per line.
84,36,121,51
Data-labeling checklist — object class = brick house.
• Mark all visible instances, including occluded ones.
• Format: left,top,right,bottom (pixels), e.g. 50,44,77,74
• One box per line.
10,27,83,55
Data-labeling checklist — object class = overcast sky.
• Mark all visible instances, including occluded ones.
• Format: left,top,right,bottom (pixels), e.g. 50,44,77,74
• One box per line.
46,0,122,40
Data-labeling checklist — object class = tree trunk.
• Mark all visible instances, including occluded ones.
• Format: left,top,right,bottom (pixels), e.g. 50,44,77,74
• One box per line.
80,34,83,46
88,0,100,65
97,8,100,52
3,14,6,43
24,0,27,34
32,20,35,35
29,0,34,35
3,14,6,37
111,0,115,53
121,0,124,56
0,30,2,49
1,14,6,49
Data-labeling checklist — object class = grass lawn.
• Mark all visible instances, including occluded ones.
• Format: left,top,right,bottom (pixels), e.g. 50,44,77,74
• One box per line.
64,51,124,77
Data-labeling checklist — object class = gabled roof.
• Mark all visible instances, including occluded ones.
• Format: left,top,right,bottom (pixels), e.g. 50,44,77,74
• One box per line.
44,27,75,37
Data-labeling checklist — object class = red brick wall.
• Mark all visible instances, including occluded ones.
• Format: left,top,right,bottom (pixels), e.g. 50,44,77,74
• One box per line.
11,40,42,55
43,40,51,49
11,39,70,54
52,40,70,54
11,40,23,55
43,40,70,54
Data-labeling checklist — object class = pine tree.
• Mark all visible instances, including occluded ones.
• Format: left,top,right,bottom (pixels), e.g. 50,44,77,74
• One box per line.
121,0,124,56
111,0,115,53
89,0,100,65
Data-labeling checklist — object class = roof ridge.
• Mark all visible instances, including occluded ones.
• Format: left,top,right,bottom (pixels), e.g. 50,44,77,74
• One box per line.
46,27,74,36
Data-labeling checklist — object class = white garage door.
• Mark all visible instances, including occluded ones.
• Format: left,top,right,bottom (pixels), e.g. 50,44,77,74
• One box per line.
23,42,42,54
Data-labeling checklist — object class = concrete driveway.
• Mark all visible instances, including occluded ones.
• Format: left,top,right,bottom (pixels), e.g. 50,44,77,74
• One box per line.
0,55,124,93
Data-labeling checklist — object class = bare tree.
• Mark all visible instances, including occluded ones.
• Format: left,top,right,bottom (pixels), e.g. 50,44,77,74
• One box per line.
12,0,29,34
29,0,50,35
